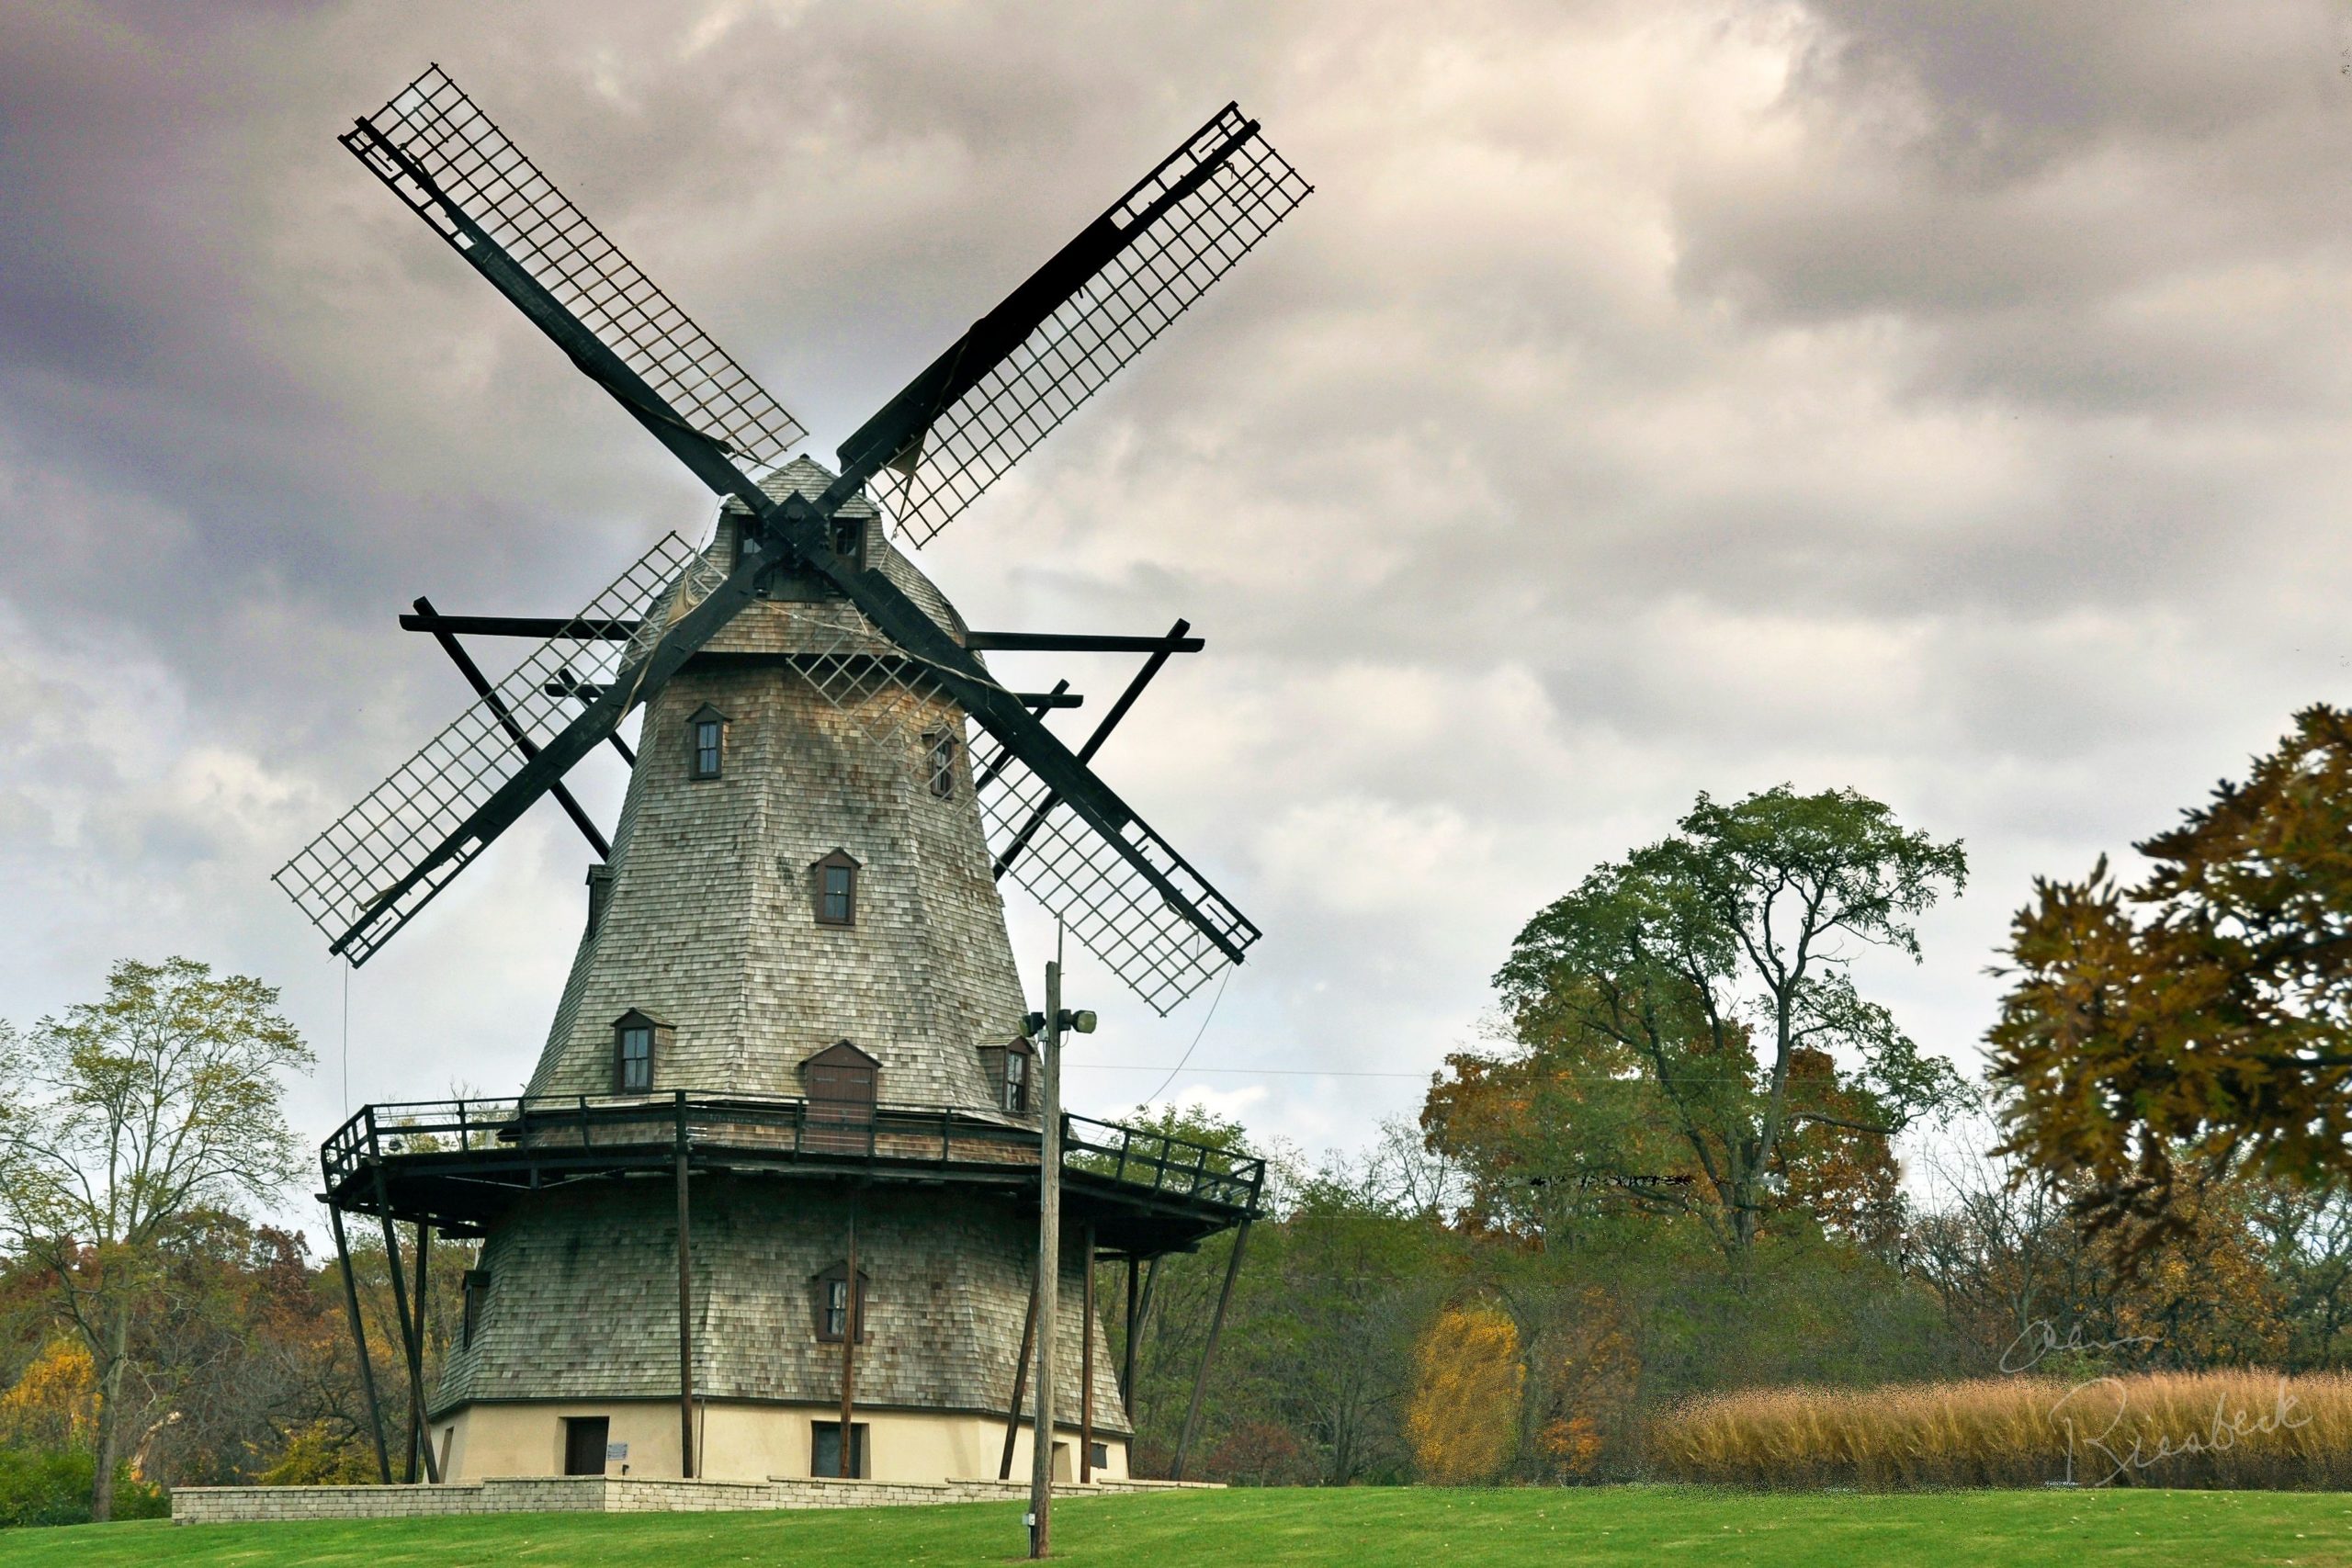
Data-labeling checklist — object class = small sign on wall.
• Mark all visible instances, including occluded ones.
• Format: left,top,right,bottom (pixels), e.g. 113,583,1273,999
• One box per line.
605,1441,628,1462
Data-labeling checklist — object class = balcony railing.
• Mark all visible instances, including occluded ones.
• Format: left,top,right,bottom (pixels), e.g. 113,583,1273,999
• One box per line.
322,1091,1264,1213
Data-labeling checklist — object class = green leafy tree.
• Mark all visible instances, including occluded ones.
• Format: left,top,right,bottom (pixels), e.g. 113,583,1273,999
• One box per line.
1991,705,2352,1246
1443,786,1966,1261
0,958,311,1518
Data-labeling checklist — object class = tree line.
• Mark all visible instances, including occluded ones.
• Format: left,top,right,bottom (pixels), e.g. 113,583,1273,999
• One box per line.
9,707,2352,1511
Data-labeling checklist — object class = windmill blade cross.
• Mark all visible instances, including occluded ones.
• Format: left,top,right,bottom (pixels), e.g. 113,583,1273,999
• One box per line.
317,65,1285,1004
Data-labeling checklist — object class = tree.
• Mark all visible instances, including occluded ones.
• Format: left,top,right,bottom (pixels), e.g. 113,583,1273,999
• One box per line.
1442,786,1966,1261
1990,705,2352,1246
1244,1153,1452,1483
1403,1301,1522,1483
2247,1178,2352,1370
1912,1147,2294,1376
0,958,311,1518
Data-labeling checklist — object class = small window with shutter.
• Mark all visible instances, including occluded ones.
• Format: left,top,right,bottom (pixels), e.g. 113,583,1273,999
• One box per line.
924,731,959,798
611,1009,673,1093
810,849,861,927
686,703,729,780
980,1035,1035,1115
812,1261,870,1343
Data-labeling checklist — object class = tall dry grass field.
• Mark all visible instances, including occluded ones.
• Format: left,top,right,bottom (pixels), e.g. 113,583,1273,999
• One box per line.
1649,1371,2352,1490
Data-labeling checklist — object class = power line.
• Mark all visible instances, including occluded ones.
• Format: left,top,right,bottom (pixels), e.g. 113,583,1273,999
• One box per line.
1077,1064,1430,1079
1139,964,1231,1103
1070,1063,1795,1082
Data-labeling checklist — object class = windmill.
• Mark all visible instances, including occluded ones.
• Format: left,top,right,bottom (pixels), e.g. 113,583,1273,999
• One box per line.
279,66,1306,1496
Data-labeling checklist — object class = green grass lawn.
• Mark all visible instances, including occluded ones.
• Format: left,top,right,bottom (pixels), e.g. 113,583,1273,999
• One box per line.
13,1485,2352,1567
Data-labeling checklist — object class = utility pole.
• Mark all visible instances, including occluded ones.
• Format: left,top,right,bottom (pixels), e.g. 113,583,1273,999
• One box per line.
1027,928,1094,1560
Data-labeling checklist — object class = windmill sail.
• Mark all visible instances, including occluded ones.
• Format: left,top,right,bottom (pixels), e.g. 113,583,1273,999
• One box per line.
841,103,1312,544
342,65,807,473
975,740,1260,1014
317,67,1301,1010
276,535,716,964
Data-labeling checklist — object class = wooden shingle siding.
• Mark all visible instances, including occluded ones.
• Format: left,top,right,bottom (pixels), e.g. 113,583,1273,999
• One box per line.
523,462,1028,1117
433,1178,1127,1431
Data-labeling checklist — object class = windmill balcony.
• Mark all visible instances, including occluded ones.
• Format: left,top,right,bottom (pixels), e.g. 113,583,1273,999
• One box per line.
321,1091,1263,1259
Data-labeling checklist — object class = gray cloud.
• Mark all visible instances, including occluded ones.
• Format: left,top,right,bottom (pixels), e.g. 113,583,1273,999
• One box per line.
5,0,2350,1172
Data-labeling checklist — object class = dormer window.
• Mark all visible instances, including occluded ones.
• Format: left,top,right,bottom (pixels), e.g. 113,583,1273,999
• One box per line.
979,1035,1035,1116
687,704,729,780
830,516,865,571
925,731,959,799
584,864,614,938
611,1008,673,1094
811,849,860,927
813,1260,870,1343
1002,1043,1030,1114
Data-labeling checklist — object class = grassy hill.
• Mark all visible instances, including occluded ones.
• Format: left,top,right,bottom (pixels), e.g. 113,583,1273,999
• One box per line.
15,1484,2352,1567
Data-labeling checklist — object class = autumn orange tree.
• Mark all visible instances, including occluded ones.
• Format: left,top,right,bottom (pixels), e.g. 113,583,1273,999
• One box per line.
1993,705,2352,1247
1430,786,1965,1262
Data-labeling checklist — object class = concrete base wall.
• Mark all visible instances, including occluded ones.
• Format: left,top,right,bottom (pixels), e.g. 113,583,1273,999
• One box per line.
434,1396,1125,1484
172,1473,1215,1525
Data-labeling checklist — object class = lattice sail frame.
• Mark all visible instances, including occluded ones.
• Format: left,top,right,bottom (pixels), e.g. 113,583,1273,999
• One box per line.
761,598,952,757
275,535,709,964
973,737,1258,1014
868,106,1312,545
344,65,808,469
314,67,1285,1007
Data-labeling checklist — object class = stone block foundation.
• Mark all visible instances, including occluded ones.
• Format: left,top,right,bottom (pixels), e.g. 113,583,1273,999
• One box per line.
171,1473,1216,1524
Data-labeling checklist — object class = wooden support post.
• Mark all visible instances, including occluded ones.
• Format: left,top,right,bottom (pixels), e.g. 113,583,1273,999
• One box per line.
1171,1217,1251,1483
1080,1224,1096,1483
1121,1256,1140,1408
372,1187,434,1484
1136,1257,1160,1340
839,1194,859,1478
411,1221,436,1483
327,1203,391,1484
999,1265,1040,1481
674,1091,695,1479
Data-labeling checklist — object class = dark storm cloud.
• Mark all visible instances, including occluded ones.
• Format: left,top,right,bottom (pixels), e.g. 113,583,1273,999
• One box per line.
6,0,2351,1163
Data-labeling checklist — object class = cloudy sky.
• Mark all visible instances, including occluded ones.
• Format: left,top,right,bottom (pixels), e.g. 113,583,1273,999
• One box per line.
6,1,2352,1179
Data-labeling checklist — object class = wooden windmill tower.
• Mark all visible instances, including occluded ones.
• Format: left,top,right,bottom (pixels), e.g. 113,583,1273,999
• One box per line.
277,68,1306,1489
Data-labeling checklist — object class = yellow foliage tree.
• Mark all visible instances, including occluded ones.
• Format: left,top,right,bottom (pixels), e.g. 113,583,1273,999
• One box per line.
0,1337,97,1450
257,1421,383,1485
1405,1302,1523,1483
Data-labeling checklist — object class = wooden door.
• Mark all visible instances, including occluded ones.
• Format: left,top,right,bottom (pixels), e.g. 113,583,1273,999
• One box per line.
563,1416,609,1476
